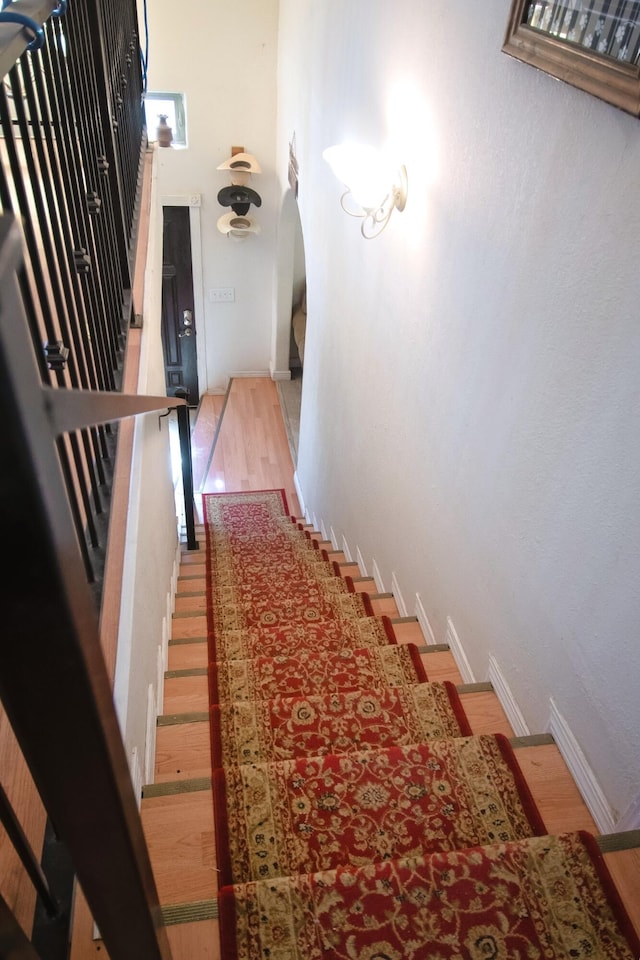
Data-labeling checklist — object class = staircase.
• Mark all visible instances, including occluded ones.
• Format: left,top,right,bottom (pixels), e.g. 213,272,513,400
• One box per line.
125,513,640,960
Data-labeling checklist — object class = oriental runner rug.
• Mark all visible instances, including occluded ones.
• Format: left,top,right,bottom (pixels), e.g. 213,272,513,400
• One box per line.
209,643,427,704
208,614,396,661
209,680,471,767
213,733,546,886
218,831,640,960
204,491,639,958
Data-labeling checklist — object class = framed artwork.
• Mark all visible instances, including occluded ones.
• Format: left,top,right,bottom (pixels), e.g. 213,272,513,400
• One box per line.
503,0,640,116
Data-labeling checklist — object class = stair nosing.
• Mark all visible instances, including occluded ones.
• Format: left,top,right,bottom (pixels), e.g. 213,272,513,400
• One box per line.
597,830,640,853
143,777,212,798
509,733,555,748
165,667,208,679
160,899,219,925
169,636,208,646
157,712,209,726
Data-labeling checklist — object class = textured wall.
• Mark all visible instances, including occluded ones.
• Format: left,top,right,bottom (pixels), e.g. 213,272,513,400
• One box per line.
114,158,183,775
142,0,280,391
277,0,640,822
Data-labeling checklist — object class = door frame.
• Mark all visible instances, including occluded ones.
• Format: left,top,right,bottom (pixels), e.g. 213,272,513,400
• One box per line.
160,193,207,400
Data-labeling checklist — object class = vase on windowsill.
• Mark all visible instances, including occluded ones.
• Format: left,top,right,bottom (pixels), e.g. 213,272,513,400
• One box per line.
157,114,173,148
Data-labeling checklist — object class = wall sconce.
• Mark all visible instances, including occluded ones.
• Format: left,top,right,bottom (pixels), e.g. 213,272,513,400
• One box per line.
323,143,407,239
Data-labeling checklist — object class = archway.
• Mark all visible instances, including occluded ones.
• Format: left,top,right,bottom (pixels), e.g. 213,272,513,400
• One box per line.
272,188,306,463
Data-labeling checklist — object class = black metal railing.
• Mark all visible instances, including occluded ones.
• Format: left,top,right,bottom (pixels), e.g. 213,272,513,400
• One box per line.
0,0,161,593
0,1,197,957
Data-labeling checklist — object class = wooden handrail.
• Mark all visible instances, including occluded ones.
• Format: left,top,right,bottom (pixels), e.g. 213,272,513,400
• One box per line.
0,0,57,78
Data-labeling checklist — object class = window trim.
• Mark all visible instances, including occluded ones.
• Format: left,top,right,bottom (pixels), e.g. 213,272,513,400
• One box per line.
502,0,640,117
144,91,187,146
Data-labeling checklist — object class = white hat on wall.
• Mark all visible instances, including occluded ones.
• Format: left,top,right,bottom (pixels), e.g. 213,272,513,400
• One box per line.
217,152,262,185
217,213,261,240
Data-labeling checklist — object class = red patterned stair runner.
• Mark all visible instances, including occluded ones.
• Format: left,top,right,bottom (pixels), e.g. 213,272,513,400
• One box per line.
204,491,639,958
209,680,471,767
219,832,640,960
209,643,427,704
213,733,546,886
208,614,396,661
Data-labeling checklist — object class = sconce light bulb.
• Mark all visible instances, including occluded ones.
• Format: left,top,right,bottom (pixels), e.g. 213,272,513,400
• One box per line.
323,143,392,207
323,142,407,238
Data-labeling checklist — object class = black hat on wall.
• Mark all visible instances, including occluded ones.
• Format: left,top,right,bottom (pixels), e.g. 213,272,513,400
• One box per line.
217,185,262,216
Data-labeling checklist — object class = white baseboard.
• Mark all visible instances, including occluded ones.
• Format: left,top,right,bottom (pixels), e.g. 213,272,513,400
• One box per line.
293,471,305,517
547,698,616,834
341,535,353,563
356,547,368,578
329,526,339,550
156,644,165,716
615,794,640,831
162,614,169,672
372,559,385,593
390,572,407,617
144,684,157,787
229,370,270,378
414,594,436,644
172,544,181,613
271,368,292,381
486,656,530,737
445,617,475,684
129,747,143,810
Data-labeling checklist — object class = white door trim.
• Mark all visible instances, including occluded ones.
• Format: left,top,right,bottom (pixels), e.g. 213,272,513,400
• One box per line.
160,194,206,399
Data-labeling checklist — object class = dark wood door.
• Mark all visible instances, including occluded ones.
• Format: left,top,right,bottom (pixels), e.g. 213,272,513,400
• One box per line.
161,206,199,405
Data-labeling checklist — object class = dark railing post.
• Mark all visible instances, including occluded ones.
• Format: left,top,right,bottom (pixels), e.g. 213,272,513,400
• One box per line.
0,893,41,960
176,402,199,550
0,0,152,599
0,786,58,918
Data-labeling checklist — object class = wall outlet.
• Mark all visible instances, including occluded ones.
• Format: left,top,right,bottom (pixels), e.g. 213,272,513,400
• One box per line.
209,287,235,302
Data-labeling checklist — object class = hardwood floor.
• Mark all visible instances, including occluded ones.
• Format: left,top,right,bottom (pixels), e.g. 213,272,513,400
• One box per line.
192,377,301,517
0,716,46,935
67,376,638,959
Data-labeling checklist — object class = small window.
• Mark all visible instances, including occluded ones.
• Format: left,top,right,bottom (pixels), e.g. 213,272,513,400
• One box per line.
144,92,187,147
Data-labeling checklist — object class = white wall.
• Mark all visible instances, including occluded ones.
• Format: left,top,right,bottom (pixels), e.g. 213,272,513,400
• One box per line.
116,0,281,780
277,0,640,824
113,154,181,782
141,0,280,392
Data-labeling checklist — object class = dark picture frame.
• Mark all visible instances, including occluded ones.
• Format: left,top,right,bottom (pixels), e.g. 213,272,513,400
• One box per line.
502,0,640,117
